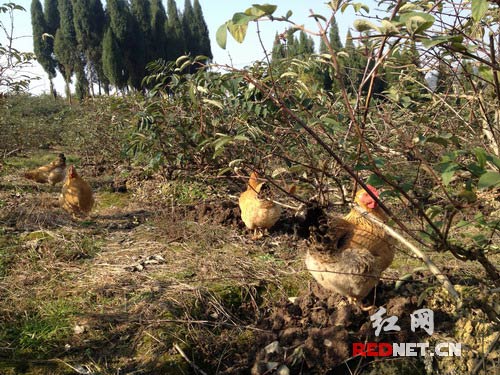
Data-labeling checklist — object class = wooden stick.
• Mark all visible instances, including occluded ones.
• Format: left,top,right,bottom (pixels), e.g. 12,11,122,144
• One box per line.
173,343,208,375
354,206,461,304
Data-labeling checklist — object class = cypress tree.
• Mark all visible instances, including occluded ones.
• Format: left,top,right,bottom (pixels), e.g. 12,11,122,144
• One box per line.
165,0,185,61
72,0,98,97
271,32,285,60
329,18,343,51
106,0,129,43
319,38,327,54
102,27,127,91
182,0,195,55
44,0,59,35
344,30,361,92
53,29,74,100
89,0,108,95
319,18,343,92
31,0,57,96
54,0,81,101
75,65,89,100
106,0,131,89
193,0,212,59
285,28,298,58
129,0,151,89
150,0,167,61
297,30,314,56
131,0,151,38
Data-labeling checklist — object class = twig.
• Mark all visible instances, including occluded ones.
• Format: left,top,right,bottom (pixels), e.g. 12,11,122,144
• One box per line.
353,206,461,304
173,343,208,375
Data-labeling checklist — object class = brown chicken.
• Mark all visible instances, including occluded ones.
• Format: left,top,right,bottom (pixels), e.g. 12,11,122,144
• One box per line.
239,172,282,239
60,165,94,217
24,153,66,185
305,185,394,307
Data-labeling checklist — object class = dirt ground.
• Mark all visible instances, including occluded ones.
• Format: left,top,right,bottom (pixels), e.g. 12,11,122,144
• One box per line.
0,152,498,374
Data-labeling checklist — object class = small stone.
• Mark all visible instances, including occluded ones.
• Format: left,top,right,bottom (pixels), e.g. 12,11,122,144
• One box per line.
73,324,86,334
264,341,281,354
277,365,290,375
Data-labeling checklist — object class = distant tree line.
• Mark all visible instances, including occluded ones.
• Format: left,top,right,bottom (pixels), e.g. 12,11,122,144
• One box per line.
271,18,430,98
31,0,212,100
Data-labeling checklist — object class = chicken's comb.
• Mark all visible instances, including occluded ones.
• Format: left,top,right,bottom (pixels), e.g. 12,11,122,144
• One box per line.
355,184,379,201
364,184,379,197
68,165,77,178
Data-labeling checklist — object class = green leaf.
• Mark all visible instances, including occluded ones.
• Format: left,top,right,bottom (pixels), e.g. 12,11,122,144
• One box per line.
473,147,487,169
478,171,500,189
252,4,277,14
227,20,249,43
366,174,385,187
353,2,370,13
216,23,228,49
401,12,435,34
426,136,449,147
353,19,378,32
380,20,399,34
436,161,459,186
202,99,224,109
179,59,192,72
213,136,231,152
487,154,500,170
472,0,488,22
286,10,293,19
309,13,327,22
234,135,250,142
421,35,464,48
232,12,257,25
478,65,494,84
175,55,190,66
399,3,418,12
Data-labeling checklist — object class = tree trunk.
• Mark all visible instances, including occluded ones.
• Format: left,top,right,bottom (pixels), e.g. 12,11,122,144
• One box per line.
49,79,56,99
65,78,71,104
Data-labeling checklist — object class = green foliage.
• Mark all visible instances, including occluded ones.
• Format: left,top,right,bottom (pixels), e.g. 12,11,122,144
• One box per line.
53,0,81,98
106,0,129,43
102,28,127,90
193,0,212,59
320,17,343,54
150,0,167,61
43,0,59,35
216,4,277,49
28,0,211,95
165,0,185,60
71,0,106,96
128,0,150,90
31,0,56,80
182,0,195,54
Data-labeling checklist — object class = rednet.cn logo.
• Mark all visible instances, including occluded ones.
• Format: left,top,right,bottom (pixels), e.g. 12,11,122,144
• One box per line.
352,307,462,357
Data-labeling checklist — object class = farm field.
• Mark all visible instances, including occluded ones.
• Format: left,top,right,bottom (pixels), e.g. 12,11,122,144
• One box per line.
0,95,498,374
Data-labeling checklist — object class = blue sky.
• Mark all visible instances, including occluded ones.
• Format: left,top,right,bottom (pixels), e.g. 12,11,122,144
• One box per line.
1,0,375,95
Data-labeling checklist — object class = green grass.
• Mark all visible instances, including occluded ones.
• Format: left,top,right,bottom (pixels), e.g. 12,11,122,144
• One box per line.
0,233,18,278
159,180,210,204
96,191,131,209
0,299,79,358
